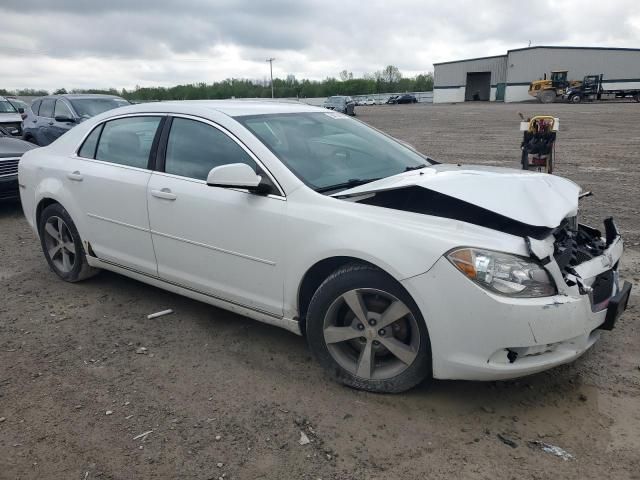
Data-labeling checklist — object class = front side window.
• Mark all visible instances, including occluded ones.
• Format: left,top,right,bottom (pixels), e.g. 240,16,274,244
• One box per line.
164,118,256,180
69,97,130,119
95,116,162,168
237,112,431,192
39,98,55,118
54,100,73,118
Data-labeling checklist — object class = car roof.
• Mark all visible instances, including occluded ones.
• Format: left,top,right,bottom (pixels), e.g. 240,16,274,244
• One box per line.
45,94,125,100
107,100,328,117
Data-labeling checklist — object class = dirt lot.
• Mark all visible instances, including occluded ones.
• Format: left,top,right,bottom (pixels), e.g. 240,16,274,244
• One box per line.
1,102,639,480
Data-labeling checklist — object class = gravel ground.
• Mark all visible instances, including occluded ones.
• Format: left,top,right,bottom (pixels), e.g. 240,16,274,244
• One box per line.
1,102,639,480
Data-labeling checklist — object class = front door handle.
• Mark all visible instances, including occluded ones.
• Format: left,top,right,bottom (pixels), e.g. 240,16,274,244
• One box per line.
151,188,177,201
67,171,83,181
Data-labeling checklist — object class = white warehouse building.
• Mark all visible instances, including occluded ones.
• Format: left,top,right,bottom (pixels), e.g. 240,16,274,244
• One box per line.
433,46,640,103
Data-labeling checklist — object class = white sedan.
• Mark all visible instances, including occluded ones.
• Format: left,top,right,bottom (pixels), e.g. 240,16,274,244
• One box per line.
18,101,631,392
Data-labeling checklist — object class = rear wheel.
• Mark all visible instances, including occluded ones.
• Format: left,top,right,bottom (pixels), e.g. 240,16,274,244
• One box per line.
306,263,432,393
538,90,556,104
38,203,99,282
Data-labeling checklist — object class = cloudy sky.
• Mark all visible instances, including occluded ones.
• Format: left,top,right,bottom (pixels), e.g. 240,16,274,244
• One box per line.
1,0,639,91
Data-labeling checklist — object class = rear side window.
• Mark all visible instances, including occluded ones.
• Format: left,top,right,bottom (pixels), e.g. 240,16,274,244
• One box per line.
30,99,41,115
78,124,104,159
54,100,73,118
164,118,256,180
95,116,162,169
39,98,55,118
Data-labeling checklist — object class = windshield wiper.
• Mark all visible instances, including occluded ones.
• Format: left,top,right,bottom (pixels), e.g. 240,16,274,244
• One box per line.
316,178,381,193
404,164,429,172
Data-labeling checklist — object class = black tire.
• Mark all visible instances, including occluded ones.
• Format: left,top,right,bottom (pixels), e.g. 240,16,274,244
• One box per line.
306,263,432,393
38,203,99,282
634,93,640,103
538,90,556,104
570,94,582,104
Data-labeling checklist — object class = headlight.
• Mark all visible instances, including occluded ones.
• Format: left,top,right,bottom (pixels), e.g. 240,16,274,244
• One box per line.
446,248,556,298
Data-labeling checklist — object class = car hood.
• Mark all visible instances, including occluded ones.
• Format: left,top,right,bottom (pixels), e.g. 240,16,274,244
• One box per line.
0,112,22,123
0,137,37,157
333,164,580,229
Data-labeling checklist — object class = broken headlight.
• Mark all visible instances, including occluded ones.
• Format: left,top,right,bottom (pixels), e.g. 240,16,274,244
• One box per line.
447,248,556,298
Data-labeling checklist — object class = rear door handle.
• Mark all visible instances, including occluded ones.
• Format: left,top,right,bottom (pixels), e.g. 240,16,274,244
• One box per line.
151,188,177,201
67,171,83,181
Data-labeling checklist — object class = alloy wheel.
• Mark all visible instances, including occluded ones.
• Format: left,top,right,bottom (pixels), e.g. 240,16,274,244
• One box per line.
43,216,77,273
322,288,420,380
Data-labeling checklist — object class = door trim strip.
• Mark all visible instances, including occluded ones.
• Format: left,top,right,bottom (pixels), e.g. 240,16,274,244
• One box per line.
150,229,276,266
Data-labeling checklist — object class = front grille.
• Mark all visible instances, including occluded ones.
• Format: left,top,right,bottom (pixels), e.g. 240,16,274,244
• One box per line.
0,122,22,135
553,222,606,278
0,158,20,177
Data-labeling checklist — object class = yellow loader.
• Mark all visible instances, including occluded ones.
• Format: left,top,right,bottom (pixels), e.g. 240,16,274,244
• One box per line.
528,71,582,103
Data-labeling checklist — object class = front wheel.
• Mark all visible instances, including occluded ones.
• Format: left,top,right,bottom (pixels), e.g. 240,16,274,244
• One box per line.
38,203,100,282
538,90,556,104
570,94,582,103
306,263,432,393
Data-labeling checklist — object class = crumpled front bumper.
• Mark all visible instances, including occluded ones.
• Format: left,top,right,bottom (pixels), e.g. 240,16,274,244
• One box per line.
402,223,630,381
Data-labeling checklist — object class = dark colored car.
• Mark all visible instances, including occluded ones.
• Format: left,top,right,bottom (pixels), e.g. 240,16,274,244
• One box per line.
0,96,23,136
387,94,418,104
23,94,130,146
323,96,356,115
0,126,37,200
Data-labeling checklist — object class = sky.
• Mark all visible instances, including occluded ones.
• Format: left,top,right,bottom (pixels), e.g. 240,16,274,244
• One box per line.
1,0,639,91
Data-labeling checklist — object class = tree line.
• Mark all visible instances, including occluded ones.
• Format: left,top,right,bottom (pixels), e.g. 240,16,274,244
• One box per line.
1,66,433,101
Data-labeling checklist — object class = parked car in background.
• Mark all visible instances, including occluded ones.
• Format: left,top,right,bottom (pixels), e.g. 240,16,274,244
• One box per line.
364,98,376,106
387,94,418,104
6,97,29,120
18,100,630,393
0,96,23,136
0,126,37,200
323,96,356,115
23,94,129,146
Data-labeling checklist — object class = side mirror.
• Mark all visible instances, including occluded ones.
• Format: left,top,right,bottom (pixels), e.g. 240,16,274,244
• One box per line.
207,163,263,191
55,115,76,123
18,107,24,114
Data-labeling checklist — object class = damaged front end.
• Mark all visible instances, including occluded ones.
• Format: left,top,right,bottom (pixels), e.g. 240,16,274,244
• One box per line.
527,217,631,330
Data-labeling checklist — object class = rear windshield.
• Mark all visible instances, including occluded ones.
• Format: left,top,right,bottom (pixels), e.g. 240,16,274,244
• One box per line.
0,100,17,113
326,97,345,105
69,98,130,119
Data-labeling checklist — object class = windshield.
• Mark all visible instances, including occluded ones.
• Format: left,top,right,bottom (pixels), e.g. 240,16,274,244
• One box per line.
326,97,344,105
237,112,431,192
0,100,18,113
69,98,129,119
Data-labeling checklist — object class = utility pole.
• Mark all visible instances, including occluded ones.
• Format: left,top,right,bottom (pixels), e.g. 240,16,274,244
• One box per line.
266,57,275,98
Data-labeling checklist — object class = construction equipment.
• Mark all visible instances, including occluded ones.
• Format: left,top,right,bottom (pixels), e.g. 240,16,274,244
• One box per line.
528,71,582,103
519,114,558,174
563,74,640,103
529,71,640,104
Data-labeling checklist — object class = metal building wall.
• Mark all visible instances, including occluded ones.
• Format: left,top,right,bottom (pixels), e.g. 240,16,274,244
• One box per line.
505,47,640,102
433,55,507,103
